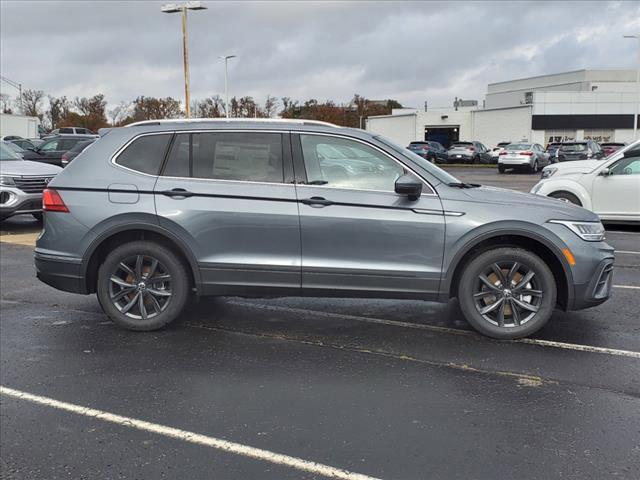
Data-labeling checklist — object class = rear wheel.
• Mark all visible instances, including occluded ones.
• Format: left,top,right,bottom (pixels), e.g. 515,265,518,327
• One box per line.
498,164,505,174
97,240,189,331
457,248,556,339
549,191,582,206
531,160,539,173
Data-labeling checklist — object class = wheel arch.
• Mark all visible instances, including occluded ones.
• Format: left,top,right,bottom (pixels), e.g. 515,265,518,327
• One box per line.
540,181,592,209
82,223,201,295
444,229,573,310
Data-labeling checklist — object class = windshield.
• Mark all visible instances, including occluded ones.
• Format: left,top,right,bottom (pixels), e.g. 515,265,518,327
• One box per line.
375,135,460,185
0,142,22,161
559,143,587,152
506,143,531,150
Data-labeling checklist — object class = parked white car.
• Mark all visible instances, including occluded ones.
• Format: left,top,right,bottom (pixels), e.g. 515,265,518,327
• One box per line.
531,140,640,224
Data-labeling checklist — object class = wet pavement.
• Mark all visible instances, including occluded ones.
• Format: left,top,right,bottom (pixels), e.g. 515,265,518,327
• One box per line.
1,200,639,479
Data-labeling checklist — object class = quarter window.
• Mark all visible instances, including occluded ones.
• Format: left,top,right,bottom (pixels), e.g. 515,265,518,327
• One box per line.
116,134,172,175
40,140,60,151
162,132,284,183
299,135,405,191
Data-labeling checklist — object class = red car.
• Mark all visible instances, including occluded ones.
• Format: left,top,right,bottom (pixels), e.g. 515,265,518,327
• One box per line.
600,142,627,157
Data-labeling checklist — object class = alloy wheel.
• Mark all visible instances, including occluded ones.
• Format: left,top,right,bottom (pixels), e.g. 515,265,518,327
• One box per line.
108,254,172,320
473,261,542,328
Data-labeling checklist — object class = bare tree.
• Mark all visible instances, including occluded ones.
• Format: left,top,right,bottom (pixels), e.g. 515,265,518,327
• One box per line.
47,95,72,129
20,89,45,118
108,101,132,126
263,95,278,118
0,93,12,114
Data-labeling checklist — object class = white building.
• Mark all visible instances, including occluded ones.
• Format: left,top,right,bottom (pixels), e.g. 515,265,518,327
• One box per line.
366,70,639,148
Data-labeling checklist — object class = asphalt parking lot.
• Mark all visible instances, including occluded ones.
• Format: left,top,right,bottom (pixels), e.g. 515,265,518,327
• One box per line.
1,168,639,480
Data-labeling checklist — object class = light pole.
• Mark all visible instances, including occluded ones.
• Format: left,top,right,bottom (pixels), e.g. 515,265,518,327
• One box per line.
0,75,22,113
624,34,640,139
161,1,207,118
220,55,236,118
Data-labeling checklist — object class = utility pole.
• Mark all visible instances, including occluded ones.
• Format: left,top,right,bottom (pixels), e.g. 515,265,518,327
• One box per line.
161,2,208,118
221,55,236,118
0,75,22,113
623,35,640,138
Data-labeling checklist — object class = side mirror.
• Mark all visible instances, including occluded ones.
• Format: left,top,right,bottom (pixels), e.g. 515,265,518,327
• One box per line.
599,168,610,176
395,174,422,201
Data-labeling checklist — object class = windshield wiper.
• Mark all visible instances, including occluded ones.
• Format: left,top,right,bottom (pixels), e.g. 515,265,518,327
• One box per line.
447,182,481,189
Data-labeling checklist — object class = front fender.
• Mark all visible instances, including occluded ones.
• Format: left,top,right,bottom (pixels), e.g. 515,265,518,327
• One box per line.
534,179,593,210
439,219,574,306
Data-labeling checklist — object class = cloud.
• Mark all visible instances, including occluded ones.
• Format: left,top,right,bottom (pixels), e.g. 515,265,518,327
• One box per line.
1,0,638,112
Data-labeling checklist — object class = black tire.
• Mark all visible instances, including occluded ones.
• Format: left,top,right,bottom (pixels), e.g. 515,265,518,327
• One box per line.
32,213,43,222
531,160,539,173
97,240,190,331
549,191,582,206
427,153,436,164
498,164,505,174
457,248,556,339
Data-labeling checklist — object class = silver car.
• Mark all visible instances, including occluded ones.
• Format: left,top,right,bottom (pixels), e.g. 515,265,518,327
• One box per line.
0,142,62,221
35,119,614,339
498,142,550,173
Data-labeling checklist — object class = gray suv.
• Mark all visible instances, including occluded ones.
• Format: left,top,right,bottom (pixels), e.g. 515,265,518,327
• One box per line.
35,120,615,339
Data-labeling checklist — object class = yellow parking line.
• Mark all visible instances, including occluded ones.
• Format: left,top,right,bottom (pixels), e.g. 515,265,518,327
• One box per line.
0,233,38,246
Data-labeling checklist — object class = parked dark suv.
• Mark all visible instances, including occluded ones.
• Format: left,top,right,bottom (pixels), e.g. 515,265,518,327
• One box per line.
447,141,492,164
556,141,605,162
35,119,614,340
407,141,448,163
21,135,94,167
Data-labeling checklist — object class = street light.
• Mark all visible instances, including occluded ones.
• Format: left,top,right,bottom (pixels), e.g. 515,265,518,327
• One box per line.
624,34,640,139
161,1,207,118
0,75,22,113
220,55,236,118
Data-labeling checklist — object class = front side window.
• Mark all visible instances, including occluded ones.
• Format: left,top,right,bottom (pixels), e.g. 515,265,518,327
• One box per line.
608,156,640,176
40,140,60,151
116,134,172,175
162,132,284,183
300,135,405,191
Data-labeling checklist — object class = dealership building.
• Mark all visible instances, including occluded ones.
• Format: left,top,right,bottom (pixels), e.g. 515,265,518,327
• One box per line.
366,69,639,148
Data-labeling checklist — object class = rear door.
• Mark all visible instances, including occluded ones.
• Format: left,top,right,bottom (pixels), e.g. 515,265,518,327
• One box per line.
154,130,301,295
292,132,445,298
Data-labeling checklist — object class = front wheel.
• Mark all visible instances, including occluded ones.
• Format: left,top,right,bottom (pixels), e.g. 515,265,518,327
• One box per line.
457,248,556,339
531,160,539,173
97,240,190,331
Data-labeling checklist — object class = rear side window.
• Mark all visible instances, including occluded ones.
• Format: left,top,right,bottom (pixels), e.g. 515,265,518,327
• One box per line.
116,134,172,175
163,132,284,183
59,128,74,134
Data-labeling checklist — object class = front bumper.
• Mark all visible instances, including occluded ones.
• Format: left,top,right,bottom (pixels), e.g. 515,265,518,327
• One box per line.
0,188,42,219
572,258,615,310
34,251,87,294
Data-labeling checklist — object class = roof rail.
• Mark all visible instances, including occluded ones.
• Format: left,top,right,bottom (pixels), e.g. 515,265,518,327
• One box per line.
125,118,340,128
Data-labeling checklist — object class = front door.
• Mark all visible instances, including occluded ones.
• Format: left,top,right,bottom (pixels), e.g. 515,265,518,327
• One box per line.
292,133,446,298
154,130,301,295
591,153,640,221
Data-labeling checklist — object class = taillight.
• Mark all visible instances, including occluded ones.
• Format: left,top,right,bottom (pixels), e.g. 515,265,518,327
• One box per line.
42,188,69,212
468,147,475,151
61,152,69,161
521,151,534,156
499,151,508,155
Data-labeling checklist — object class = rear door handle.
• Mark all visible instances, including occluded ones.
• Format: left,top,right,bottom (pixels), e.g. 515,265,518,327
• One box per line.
300,196,333,206
161,188,193,199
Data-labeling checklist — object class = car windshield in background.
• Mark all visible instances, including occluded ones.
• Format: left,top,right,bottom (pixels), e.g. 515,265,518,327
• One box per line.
0,142,22,161
375,135,460,185
559,143,587,152
507,143,531,150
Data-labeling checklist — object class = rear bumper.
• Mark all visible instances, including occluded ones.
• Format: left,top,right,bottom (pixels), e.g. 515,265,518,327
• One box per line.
34,251,88,294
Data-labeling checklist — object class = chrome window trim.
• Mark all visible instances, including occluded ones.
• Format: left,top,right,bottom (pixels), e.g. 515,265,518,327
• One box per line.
293,131,437,196
110,129,438,196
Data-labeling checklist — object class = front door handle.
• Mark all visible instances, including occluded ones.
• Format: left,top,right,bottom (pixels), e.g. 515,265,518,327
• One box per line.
161,188,193,199
300,196,333,206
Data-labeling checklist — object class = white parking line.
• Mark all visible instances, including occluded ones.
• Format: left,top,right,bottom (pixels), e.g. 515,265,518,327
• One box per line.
228,301,640,359
616,251,640,255
614,285,640,290
0,386,382,480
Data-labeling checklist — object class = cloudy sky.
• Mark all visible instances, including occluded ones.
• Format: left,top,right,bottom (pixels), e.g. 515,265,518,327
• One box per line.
1,0,639,112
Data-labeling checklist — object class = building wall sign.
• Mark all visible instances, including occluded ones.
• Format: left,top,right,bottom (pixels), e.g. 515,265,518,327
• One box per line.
532,114,637,130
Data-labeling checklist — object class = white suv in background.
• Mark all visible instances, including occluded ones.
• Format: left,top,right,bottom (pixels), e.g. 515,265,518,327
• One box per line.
531,140,640,224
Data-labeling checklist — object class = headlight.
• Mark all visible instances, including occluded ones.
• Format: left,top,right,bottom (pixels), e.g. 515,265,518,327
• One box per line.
0,175,16,186
541,167,557,179
549,220,605,241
